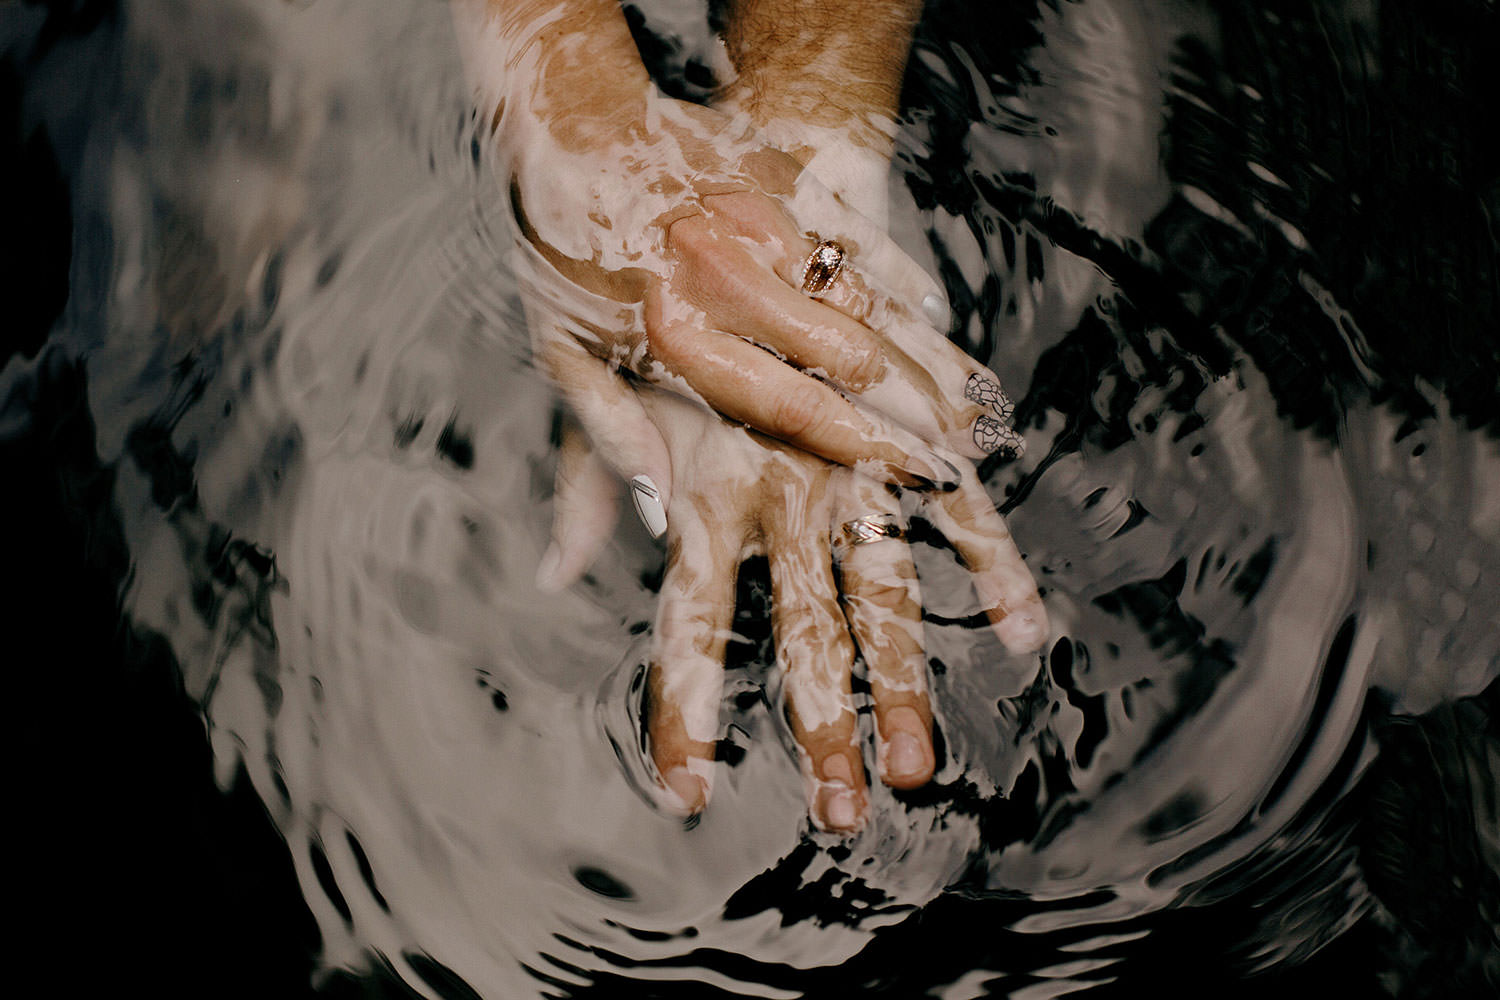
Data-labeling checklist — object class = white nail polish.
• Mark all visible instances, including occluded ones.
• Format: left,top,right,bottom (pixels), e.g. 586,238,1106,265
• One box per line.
535,541,563,593
629,475,667,539
921,293,950,330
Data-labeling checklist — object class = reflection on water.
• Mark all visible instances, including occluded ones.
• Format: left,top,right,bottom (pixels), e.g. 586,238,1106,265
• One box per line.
4,0,1496,997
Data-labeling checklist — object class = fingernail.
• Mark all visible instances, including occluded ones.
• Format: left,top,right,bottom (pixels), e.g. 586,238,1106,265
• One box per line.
629,475,667,539
963,372,1015,422
973,415,1025,458
663,767,707,814
535,541,564,593
904,450,963,492
921,292,950,330
817,783,861,832
885,731,926,781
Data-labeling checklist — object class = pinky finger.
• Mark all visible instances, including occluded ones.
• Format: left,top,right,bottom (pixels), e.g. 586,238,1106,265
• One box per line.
920,466,1050,655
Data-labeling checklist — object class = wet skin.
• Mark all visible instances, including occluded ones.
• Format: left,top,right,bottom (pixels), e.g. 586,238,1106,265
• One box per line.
458,0,1048,831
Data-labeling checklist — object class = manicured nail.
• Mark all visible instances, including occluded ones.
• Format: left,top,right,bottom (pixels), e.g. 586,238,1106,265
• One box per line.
973,415,1025,458
905,450,962,492
963,373,1015,422
629,475,667,539
921,293,950,330
535,541,563,593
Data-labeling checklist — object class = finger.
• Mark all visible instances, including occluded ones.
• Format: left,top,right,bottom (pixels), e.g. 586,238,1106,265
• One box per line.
646,505,744,817
830,473,935,789
731,155,949,318
703,188,932,330
919,464,1050,655
784,167,949,320
690,194,1024,462
536,419,621,593
538,329,673,536
763,471,868,833
667,212,886,391
644,289,963,491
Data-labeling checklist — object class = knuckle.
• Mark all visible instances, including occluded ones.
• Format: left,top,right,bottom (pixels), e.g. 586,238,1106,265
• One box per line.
665,215,723,271
839,334,885,389
766,387,831,442
644,316,691,361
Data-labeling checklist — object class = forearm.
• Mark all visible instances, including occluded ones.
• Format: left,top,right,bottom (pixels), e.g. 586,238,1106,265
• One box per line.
720,0,924,143
450,0,651,148
716,0,923,219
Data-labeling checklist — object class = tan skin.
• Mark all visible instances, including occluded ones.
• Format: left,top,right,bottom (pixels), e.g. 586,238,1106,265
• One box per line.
457,0,1026,474
455,0,1048,831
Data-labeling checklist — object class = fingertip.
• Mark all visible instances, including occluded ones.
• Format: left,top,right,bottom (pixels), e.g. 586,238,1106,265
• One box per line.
814,782,867,833
901,449,963,492
877,706,936,789
993,598,1050,654
881,731,935,789
806,750,869,834
535,541,565,593
661,765,710,817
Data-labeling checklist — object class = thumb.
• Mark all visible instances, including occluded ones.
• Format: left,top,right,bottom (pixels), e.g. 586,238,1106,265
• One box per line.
537,326,674,540
536,418,622,592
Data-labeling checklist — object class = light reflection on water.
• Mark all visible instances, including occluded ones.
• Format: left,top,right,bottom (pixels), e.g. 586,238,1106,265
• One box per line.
5,0,1496,997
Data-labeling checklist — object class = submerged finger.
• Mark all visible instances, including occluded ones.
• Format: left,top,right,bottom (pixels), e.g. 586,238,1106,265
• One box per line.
920,466,1049,655
831,476,935,789
764,484,868,833
644,296,962,491
647,509,743,816
537,418,620,593
539,330,672,537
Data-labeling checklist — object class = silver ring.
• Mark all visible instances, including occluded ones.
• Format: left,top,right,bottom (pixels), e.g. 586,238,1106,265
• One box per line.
834,513,905,557
800,239,847,297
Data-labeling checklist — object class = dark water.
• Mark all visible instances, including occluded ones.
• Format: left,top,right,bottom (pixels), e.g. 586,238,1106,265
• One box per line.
4,1,1497,998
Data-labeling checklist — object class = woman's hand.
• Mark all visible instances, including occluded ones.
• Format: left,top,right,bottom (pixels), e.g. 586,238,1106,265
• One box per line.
456,0,1026,483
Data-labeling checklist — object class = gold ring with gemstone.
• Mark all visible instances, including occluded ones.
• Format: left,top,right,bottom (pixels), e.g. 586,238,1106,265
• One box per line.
800,239,847,297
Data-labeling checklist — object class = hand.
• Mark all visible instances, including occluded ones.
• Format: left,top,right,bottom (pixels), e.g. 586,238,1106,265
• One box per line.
538,351,1047,833
457,3,1023,478
546,396,1046,833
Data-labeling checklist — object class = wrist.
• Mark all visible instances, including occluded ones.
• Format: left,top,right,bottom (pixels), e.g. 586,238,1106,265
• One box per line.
454,0,652,150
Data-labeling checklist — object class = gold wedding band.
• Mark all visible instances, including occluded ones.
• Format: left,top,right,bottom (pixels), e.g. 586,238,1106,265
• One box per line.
800,239,847,297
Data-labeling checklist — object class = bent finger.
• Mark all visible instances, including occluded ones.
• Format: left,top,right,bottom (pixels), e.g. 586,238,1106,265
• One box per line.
688,195,1025,462
920,465,1050,655
830,473,935,789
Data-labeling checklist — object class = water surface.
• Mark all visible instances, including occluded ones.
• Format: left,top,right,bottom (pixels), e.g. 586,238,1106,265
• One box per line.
4,0,1496,997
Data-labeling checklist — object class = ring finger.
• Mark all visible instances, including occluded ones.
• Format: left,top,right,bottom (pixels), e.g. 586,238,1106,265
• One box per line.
761,464,868,833
830,470,936,789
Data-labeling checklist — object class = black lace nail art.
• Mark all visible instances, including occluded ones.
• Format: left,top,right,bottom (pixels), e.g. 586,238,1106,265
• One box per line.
974,415,1025,457
965,373,1015,422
